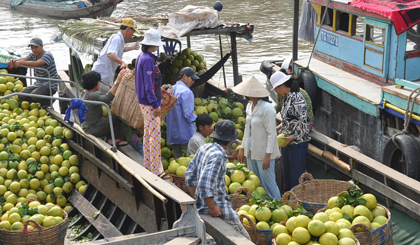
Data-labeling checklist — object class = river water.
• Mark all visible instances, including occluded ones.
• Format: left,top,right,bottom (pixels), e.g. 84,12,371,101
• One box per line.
0,0,312,87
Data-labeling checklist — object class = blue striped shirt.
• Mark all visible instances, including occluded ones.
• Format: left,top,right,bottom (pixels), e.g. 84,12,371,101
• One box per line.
27,51,58,91
185,143,238,220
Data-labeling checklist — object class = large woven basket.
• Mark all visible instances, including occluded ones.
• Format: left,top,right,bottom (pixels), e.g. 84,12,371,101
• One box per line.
239,214,273,245
280,191,299,210
229,186,253,210
290,173,356,214
350,204,393,245
111,69,177,130
169,173,192,197
0,210,68,245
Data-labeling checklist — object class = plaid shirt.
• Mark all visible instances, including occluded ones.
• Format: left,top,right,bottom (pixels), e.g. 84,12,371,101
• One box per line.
185,143,238,220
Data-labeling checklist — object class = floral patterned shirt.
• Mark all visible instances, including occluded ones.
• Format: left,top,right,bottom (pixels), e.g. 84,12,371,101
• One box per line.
280,91,311,144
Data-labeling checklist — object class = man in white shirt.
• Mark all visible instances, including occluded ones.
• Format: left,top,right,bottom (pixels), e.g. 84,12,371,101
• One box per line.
92,18,140,94
187,114,214,156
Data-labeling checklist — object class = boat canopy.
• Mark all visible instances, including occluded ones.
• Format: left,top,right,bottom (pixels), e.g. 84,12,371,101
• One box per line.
346,0,420,35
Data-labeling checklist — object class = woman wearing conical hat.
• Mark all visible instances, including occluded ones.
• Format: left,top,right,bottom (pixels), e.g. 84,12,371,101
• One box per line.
233,76,281,200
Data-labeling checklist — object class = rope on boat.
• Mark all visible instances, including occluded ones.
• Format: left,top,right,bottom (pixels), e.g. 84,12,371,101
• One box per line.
48,109,168,203
390,87,420,151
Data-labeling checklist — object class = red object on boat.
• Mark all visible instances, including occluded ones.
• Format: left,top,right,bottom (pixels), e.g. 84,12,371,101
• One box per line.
246,25,251,30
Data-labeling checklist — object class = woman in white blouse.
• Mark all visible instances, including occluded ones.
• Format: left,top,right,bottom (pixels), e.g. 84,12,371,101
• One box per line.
270,71,311,191
235,76,281,200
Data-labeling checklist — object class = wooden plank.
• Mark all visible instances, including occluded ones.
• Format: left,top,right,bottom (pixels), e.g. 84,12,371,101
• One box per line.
201,215,254,245
164,237,200,245
81,226,196,245
351,169,420,216
68,140,134,194
80,159,159,233
70,190,123,238
310,130,420,195
115,149,196,205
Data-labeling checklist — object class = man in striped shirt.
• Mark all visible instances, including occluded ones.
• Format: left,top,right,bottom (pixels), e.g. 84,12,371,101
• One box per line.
185,120,250,239
8,37,58,107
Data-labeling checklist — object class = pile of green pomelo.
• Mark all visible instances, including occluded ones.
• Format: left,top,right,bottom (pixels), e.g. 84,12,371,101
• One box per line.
170,48,207,74
0,71,87,231
237,188,388,245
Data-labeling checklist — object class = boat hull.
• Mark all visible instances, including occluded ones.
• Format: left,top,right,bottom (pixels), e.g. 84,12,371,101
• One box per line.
0,0,122,19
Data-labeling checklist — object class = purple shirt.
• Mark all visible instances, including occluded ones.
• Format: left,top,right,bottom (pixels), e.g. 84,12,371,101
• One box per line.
135,51,161,109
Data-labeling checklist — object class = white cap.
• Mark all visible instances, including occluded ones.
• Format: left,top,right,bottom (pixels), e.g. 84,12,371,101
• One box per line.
140,29,164,46
270,71,291,90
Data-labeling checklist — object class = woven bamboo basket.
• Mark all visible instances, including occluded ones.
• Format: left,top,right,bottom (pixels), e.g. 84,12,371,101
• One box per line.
229,186,253,210
350,204,393,245
280,191,299,210
239,214,273,245
169,173,192,196
111,69,177,130
0,211,68,245
290,172,356,214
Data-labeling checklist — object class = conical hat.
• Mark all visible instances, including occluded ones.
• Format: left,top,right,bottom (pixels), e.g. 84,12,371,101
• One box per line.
232,76,270,98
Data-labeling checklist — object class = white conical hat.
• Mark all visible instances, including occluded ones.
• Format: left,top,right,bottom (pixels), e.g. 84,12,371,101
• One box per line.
232,76,270,98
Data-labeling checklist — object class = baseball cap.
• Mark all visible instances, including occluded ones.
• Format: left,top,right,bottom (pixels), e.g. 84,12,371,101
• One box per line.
178,67,199,80
210,120,238,142
270,71,291,90
121,18,140,34
28,37,43,47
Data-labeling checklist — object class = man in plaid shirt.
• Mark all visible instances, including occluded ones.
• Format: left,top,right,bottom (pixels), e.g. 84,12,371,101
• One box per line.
185,120,250,239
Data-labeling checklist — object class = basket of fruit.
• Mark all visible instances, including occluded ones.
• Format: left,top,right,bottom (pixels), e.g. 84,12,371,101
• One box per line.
318,187,393,245
290,172,357,214
349,203,393,245
239,214,273,245
229,186,253,210
0,203,68,245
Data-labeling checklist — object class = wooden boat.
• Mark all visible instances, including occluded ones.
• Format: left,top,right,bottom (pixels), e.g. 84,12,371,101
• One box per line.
261,0,420,242
0,0,122,19
0,18,255,244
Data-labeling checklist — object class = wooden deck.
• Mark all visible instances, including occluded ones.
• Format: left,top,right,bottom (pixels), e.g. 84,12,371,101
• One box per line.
382,84,420,115
295,58,382,116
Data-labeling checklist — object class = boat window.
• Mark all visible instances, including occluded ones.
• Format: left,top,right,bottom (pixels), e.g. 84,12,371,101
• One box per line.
406,24,420,52
321,7,334,28
365,24,385,47
356,16,365,38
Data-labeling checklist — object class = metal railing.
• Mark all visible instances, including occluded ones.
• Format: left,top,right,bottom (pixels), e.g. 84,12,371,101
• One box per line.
0,93,118,152
0,72,79,105
0,61,52,86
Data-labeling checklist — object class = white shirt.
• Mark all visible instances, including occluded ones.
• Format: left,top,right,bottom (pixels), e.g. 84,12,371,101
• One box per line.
92,32,125,86
242,99,281,160
187,132,207,156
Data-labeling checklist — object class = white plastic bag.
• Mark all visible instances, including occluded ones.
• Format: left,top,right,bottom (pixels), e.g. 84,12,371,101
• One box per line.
168,5,221,37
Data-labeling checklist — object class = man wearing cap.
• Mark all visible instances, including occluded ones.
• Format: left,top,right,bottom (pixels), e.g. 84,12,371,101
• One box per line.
92,18,140,94
165,67,199,158
185,120,250,240
8,37,59,107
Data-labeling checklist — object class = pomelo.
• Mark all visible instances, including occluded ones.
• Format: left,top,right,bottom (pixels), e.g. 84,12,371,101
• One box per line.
319,232,338,245
308,219,326,237
275,233,291,245
292,227,311,244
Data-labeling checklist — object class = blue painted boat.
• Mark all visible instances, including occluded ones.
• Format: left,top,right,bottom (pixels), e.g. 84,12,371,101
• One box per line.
261,0,420,240
0,0,123,19
262,0,420,180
